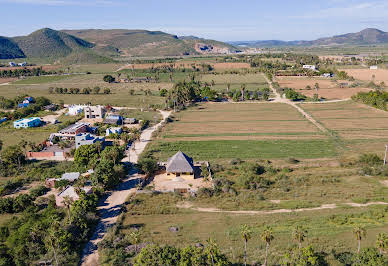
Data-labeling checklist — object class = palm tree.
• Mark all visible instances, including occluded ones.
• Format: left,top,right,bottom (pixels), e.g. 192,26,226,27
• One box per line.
206,238,218,266
62,196,73,221
129,230,142,253
376,233,387,255
241,224,252,266
261,226,274,266
353,225,366,253
227,83,231,92
293,225,307,249
314,82,319,94
241,84,246,101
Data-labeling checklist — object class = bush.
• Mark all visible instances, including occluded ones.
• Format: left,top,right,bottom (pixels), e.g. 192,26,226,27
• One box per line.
358,153,382,166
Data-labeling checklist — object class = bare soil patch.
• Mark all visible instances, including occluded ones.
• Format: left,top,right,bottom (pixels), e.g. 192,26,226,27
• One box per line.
343,69,388,83
276,76,368,100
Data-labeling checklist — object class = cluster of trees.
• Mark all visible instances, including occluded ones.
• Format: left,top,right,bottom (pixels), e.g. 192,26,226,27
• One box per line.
165,80,219,110
226,86,270,102
0,95,51,120
282,88,307,101
74,144,126,190
0,67,57,78
49,86,111,95
0,185,48,214
0,191,99,265
352,90,388,111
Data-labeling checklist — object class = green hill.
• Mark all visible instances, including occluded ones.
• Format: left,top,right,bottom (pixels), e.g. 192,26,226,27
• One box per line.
62,29,238,57
13,28,94,58
0,37,25,59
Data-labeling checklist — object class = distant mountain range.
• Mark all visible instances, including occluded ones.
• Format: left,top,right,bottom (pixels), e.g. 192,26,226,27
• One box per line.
229,28,388,47
0,28,239,61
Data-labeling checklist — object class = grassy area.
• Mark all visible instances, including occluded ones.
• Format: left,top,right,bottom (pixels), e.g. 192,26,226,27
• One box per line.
121,193,388,265
161,103,323,141
12,75,73,84
0,125,54,148
147,139,338,161
118,109,162,124
0,74,168,107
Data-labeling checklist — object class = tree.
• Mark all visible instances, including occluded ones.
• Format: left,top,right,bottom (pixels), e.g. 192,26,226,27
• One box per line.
314,83,319,93
103,75,115,83
93,159,121,189
0,139,3,153
62,196,73,221
137,157,158,175
101,146,124,165
282,245,324,266
240,224,252,266
376,233,388,255
74,144,100,167
129,230,142,253
354,247,388,265
104,88,111,94
2,145,25,168
293,225,307,249
353,225,366,253
93,86,101,94
261,226,274,266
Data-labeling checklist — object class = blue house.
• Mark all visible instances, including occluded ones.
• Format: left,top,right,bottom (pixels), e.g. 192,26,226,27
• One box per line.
0,117,7,124
13,117,42,129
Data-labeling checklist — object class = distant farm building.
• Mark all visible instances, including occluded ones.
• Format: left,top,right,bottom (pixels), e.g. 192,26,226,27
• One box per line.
104,114,123,125
302,65,317,71
106,127,122,136
84,105,106,119
13,117,42,129
68,105,86,116
75,133,105,149
59,123,89,136
166,151,195,180
370,65,378,70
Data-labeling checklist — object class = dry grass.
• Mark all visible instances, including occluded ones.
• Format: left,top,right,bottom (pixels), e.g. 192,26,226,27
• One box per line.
276,76,369,100
301,101,388,139
343,69,388,83
119,61,250,70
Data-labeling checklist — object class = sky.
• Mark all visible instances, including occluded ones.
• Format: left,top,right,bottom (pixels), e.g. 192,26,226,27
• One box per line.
1,0,388,41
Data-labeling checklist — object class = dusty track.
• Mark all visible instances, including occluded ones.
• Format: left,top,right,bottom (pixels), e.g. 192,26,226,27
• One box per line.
80,110,171,266
178,201,388,215
264,74,328,132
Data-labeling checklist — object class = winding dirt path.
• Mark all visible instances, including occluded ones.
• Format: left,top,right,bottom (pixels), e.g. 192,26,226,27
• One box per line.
178,201,388,215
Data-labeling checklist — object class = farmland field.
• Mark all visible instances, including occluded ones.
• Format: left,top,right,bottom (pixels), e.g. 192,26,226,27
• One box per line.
118,61,250,70
343,68,388,83
276,76,369,100
301,101,388,139
0,74,169,107
147,102,337,161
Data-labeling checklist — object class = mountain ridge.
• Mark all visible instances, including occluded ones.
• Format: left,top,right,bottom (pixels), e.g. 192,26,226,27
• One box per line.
230,28,388,47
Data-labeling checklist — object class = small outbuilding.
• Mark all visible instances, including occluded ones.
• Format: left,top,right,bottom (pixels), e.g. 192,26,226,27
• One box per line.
166,151,195,180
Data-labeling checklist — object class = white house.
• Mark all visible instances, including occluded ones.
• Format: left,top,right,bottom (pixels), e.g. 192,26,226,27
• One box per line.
68,105,86,116
370,65,378,70
106,127,122,136
303,65,317,71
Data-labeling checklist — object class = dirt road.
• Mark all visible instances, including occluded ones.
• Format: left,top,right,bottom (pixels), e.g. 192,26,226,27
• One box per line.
178,201,388,215
264,74,328,133
80,110,171,266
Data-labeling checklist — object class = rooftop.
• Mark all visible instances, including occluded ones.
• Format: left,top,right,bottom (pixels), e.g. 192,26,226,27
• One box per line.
166,151,194,173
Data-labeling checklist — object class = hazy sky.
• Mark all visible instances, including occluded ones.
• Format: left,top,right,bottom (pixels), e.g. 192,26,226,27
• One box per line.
1,0,388,41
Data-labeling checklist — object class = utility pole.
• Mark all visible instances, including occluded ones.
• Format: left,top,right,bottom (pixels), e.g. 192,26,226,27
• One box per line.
384,144,388,165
